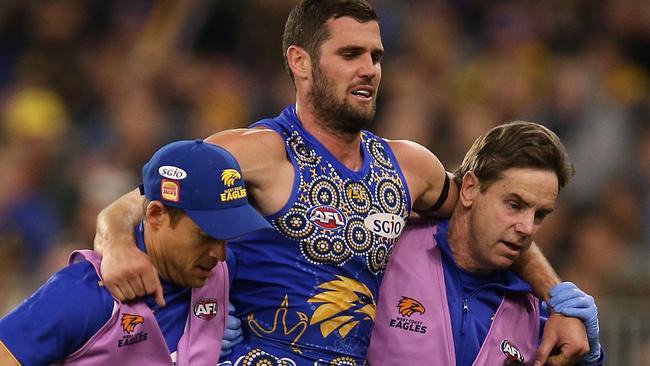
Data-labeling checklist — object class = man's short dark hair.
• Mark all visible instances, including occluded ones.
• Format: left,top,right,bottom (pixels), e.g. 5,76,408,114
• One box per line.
454,121,575,191
282,0,378,84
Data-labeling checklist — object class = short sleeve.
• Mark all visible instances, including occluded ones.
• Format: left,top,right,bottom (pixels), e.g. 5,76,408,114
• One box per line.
0,261,114,364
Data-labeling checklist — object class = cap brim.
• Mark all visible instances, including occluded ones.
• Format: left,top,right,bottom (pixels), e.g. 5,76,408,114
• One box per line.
185,204,272,240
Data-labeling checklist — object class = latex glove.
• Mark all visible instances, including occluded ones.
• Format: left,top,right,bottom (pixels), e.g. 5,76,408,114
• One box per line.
221,302,243,357
550,282,601,362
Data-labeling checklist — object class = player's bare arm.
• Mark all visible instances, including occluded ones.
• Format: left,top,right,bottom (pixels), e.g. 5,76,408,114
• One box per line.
512,243,560,301
0,341,20,366
204,127,294,216
387,139,457,217
95,127,292,304
94,187,161,304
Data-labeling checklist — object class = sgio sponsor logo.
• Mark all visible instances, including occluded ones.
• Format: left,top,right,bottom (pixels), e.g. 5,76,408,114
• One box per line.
308,206,346,230
364,213,405,239
158,165,187,180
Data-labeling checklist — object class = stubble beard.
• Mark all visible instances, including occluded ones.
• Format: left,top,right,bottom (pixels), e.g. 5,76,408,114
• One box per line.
307,64,376,137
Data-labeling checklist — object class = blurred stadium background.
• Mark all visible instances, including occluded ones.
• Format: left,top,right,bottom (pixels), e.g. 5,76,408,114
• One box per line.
0,1,648,363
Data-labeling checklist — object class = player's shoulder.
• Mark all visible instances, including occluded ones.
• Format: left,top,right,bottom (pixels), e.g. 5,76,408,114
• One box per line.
0,260,114,364
204,127,286,158
384,138,442,168
36,260,114,322
205,127,284,146
50,260,102,289
39,261,112,305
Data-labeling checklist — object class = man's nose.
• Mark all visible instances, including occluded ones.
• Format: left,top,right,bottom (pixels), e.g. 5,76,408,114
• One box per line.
208,241,226,261
358,54,378,79
515,213,536,236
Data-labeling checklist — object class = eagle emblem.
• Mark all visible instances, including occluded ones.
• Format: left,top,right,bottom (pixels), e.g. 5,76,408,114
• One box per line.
397,296,425,317
221,169,241,187
121,314,144,334
308,275,376,338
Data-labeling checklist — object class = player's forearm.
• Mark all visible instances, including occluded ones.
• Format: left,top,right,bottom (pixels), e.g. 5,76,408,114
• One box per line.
511,242,559,302
94,188,144,253
0,341,20,366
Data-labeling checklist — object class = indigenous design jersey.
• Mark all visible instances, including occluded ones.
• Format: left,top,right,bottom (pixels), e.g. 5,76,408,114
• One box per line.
225,106,410,364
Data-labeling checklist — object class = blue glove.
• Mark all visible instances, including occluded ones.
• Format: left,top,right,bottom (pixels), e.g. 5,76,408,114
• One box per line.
221,302,243,357
549,282,601,362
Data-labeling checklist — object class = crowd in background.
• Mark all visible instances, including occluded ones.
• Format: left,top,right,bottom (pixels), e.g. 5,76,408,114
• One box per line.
0,0,648,363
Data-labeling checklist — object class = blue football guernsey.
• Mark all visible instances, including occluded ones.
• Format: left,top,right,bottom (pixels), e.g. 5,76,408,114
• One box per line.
223,106,411,365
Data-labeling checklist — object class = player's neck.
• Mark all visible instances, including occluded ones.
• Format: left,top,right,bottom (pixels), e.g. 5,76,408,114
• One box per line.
296,101,364,171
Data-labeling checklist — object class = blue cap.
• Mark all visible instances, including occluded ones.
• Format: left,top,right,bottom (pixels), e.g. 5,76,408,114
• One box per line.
141,139,272,239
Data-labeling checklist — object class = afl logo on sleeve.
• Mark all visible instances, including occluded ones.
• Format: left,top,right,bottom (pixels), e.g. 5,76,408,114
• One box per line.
193,298,219,320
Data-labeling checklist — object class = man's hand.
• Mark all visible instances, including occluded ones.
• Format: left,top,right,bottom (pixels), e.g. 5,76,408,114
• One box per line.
221,303,243,357
99,237,165,307
550,282,601,362
93,188,162,304
536,313,589,366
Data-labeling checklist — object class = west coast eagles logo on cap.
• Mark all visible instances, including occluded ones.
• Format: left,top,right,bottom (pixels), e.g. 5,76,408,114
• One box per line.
221,169,241,187
220,169,247,202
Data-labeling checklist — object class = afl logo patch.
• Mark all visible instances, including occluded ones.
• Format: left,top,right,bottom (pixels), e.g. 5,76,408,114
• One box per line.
158,165,187,180
500,340,524,363
308,206,347,230
193,298,218,320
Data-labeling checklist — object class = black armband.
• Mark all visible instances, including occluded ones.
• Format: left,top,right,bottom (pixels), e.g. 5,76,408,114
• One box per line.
429,173,450,212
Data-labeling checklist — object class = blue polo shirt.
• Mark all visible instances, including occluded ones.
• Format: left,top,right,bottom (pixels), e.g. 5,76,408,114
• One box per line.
434,220,604,366
0,223,189,365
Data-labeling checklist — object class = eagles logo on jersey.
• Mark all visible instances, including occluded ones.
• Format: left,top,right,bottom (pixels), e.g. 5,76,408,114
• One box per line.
308,276,376,338
397,296,426,317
